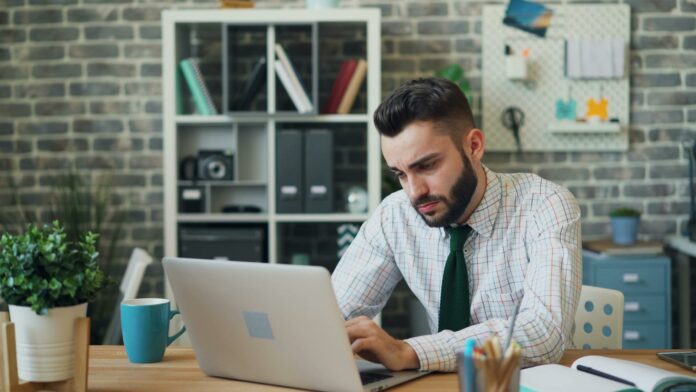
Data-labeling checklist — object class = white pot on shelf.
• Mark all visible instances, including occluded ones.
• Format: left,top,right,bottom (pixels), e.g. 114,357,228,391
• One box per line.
8,302,87,382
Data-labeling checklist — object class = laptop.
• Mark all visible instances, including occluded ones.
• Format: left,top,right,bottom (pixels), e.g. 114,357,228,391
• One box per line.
163,257,430,392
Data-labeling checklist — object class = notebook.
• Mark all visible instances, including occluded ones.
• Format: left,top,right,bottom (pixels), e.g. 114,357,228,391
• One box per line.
520,356,696,392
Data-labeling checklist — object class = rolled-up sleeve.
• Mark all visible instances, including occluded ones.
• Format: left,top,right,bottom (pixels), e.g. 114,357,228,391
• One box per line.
332,201,403,320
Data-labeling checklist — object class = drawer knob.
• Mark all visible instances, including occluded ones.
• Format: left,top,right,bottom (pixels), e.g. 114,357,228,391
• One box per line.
622,273,640,283
624,331,641,341
624,302,640,312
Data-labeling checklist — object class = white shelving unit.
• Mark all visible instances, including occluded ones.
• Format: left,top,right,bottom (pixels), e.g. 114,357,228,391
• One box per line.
161,9,382,327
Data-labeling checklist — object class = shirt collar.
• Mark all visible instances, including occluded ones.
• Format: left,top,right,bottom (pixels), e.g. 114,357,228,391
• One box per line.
438,165,503,240
467,165,502,239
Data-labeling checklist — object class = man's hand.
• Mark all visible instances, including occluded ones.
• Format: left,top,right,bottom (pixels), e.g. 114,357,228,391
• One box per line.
345,316,420,371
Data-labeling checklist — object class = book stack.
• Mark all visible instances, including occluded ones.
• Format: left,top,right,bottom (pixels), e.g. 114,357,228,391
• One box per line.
322,59,367,114
179,58,218,116
274,44,313,113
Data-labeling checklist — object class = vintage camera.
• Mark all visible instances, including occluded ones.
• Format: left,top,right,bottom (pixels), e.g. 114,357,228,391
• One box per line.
198,150,234,181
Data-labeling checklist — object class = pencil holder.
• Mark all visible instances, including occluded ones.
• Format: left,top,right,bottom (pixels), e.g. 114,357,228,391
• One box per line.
457,338,521,392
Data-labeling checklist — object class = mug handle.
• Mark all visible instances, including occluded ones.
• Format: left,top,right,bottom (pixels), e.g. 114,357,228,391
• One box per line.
167,310,187,346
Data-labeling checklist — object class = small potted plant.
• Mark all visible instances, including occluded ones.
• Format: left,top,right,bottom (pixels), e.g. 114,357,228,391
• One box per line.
0,221,105,382
609,207,641,245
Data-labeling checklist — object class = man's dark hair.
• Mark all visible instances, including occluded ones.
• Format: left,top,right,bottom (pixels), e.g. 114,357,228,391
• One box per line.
373,77,475,138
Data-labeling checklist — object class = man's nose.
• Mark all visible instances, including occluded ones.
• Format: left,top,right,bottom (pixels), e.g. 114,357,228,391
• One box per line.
407,176,428,201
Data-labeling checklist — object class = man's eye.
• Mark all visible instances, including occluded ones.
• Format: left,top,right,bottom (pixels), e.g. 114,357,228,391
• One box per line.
419,162,434,170
394,172,405,179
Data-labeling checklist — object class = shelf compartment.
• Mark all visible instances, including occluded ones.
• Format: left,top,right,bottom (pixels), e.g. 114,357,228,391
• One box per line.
274,24,316,114
276,122,368,214
317,22,368,115
175,23,223,116
224,24,268,113
277,221,362,272
177,122,266,184
179,222,268,262
210,186,267,214
177,124,236,167
237,124,268,182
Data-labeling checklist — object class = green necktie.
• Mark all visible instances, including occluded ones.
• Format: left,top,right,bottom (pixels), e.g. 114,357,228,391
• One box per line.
439,225,473,332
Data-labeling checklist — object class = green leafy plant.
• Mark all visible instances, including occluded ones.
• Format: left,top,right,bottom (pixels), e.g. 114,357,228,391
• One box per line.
0,221,105,315
609,207,641,218
434,63,472,103
0,166,124,342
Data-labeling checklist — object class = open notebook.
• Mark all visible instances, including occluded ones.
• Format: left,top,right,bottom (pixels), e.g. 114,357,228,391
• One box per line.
520,356,696,392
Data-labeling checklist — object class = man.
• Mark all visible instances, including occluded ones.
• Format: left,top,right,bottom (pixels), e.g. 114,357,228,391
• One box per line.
331,77,581,372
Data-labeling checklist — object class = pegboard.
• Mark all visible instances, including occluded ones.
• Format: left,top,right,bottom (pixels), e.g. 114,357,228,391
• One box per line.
482,4,630,152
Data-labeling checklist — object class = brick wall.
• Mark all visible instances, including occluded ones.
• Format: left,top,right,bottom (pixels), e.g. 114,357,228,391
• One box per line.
1,0,694,341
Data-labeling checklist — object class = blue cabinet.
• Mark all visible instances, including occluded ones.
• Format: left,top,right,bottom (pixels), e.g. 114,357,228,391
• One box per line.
582,251,671,349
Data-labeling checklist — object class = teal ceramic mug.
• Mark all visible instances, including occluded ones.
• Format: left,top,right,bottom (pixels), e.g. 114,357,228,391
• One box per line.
121,298,186,363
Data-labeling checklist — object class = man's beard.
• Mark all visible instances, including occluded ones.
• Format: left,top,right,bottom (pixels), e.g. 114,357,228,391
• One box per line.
412,154,478,227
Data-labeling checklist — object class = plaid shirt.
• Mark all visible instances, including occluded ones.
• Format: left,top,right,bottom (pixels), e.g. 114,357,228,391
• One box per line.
331,166,582,371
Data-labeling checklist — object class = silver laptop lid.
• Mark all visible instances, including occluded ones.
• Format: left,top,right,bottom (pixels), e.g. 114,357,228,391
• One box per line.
163,257,364,392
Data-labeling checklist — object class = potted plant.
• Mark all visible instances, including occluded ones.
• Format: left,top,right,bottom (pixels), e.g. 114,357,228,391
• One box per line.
609,207,641,245
0,221,105,382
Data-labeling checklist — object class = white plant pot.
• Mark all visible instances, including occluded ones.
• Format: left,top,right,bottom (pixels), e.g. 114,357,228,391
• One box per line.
8,302,87,382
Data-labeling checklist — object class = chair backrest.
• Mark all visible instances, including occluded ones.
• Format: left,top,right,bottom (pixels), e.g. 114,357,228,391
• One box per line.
102,247,153,345
573,285,624,349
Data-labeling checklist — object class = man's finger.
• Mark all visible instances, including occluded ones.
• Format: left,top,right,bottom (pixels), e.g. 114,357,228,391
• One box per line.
346,320,378,338
344,315,370,327
351,336,377,353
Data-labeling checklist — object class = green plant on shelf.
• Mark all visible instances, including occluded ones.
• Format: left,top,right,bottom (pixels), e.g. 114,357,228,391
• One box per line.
609,208,641,218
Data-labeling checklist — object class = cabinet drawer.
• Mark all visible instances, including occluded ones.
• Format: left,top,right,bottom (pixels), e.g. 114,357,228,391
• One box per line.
593,264,666,294
622,323,669,349
623,294,667,323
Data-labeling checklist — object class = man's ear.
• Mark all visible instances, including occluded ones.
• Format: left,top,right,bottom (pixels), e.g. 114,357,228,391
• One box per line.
464,128,485,162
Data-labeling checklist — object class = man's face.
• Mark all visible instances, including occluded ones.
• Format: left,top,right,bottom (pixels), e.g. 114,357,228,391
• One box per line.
381,121,479,227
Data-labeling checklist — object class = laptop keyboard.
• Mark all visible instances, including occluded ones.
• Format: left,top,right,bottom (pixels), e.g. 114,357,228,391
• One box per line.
360,372,394,385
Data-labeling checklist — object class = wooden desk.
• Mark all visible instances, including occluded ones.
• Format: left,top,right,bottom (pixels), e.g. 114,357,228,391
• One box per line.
88,346,693,391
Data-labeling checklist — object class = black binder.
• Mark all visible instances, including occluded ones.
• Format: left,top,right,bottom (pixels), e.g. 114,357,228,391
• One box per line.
304,129,333,213
276,130,303,213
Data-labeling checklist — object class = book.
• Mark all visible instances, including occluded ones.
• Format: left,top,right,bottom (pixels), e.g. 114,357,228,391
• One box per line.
179,58,217,116
232,56,266,111
274,43,312,112
520,356,696,392
583,240,663,257
322,59,358,114
336,59,367,115
274,59,310,113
